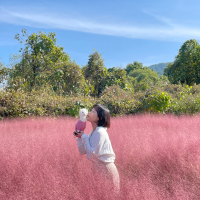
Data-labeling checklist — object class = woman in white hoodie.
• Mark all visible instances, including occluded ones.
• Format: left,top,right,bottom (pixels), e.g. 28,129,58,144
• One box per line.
74,104,120,195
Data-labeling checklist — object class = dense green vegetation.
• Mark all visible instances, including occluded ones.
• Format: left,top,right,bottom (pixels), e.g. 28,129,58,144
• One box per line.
164,39,200,86
1,29,200,119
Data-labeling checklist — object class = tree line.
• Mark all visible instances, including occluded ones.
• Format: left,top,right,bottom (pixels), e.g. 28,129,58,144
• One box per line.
164,39,200,86
1,29,200,118
1,30,200,98
0,29,162,97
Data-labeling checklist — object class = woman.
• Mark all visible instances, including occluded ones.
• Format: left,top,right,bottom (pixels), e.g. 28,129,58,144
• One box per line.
74,104,120,196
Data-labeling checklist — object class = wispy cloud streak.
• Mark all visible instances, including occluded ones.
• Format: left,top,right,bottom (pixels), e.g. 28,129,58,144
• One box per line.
0,6,200,42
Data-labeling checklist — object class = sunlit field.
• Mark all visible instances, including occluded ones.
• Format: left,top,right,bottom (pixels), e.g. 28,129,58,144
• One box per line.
0,114,200,199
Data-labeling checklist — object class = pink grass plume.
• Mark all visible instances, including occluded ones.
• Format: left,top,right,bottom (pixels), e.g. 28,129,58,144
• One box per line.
1,114,200,199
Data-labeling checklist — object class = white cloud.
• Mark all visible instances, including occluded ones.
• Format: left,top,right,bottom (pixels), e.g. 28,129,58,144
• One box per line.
0,6,200,42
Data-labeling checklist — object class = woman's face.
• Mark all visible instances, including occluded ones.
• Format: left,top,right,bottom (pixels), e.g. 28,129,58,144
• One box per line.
86,108,99,123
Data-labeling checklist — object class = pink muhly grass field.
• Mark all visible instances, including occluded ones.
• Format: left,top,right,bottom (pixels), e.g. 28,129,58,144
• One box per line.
0,115,200,199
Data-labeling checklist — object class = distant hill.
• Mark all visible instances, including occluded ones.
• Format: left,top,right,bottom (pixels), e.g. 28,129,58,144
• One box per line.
148,62,171,75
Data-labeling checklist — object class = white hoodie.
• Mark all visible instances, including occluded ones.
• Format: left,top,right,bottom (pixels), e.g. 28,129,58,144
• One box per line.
76,126,115,163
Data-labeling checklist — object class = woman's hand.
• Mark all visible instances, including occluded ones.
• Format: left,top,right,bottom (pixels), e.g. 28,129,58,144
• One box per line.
75,131,84,138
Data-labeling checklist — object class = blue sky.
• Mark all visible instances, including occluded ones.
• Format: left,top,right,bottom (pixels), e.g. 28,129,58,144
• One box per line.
0,0,200,69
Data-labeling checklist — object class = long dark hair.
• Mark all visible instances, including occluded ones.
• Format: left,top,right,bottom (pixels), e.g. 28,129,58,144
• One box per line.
93,104,110,128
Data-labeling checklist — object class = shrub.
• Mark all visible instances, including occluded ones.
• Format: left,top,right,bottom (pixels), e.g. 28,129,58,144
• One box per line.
167,85,200,115
100,85,136,116
169,96,200,115
2,83,200,120
0,89,96,119
162,83,182,98
143,91,171,113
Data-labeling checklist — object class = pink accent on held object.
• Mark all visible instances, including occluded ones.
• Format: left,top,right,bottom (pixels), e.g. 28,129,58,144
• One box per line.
75,120,86,132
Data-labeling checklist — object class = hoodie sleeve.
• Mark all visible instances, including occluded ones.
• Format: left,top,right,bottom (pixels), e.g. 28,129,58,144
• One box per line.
81,130,106,161
76,137,86,155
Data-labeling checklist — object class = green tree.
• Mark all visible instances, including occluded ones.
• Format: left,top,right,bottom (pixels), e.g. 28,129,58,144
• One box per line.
128,67,159,91
129,68,159,81
125,61,143,75
164,39,200,85
9,29,70,92
164,62,174,83
0,59,10,88
83,51,108,97
53,62,85,95
107,67,129,89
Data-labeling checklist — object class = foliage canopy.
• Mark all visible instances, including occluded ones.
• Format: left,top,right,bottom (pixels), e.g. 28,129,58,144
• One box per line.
164,39,200,86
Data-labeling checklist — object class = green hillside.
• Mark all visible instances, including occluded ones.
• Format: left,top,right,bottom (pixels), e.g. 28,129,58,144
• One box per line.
148,62,171,75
